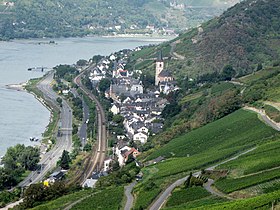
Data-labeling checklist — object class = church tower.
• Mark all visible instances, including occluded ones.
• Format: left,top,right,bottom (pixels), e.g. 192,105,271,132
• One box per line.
155,51,164,86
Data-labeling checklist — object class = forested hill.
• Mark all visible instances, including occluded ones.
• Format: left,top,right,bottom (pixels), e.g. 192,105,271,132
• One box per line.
0,0,239,40
129,0,280,80
172,0,280,77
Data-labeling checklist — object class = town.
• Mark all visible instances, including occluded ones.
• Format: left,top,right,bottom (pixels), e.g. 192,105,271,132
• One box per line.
73,48,179,186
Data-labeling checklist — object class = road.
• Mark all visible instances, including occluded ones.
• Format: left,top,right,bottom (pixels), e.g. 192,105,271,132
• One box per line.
244,106,280,131
71,88,89,147
73,67,107,185
124,182,137,210
149,147,256,210
18,72,73,187
79,99,89,148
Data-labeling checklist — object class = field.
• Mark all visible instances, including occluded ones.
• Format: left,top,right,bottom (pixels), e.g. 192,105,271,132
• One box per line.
193,190,280,210
214,168,280,193
165,186,211,207
31,189,93,210
164,197,227,210
147,109,278,160
71,187,124,210
209,82,236,95
238,67,279,84
133,187,161,210
179,92,203,105
217,140,280,177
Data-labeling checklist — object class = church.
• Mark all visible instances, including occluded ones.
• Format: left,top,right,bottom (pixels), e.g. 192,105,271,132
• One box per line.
155,51,174,86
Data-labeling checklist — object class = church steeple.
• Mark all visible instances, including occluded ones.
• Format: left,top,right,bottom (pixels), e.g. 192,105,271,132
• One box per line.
157,50,163,62
155,51,164,86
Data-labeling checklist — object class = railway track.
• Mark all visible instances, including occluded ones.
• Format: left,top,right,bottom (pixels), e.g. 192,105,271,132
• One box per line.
70,66,107,185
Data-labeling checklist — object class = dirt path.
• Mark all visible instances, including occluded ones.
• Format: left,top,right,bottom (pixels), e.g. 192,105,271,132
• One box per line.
203,179,232,200
170,41,185,60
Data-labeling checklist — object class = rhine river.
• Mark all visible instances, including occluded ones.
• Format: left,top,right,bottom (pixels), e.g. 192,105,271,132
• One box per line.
0,36,169,156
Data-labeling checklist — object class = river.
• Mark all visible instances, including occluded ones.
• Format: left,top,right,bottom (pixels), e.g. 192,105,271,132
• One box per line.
0,36,170,156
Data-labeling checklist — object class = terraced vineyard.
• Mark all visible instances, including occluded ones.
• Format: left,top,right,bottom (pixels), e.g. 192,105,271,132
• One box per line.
193,190,280,210
164,196,227,210
215,168,280,193
71,187,124,210
133,109,279,208
217,140,280,176
148,109,278,160
31,189,94,210
165,186,211,207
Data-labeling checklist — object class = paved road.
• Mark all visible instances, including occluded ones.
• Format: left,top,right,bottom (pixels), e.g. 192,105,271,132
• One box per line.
73,67,107,185
124,182,137,210
18,72,73,187
204,179,230,199
71,88,89,148
244,107,280,131
149,147,256,210
79,98,89,148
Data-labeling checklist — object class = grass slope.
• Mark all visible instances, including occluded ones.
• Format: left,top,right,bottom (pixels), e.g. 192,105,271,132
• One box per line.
134,109,278,208
71,186,124,210
31,189,93,210
217,140,280,177
165,186,211,207
147,109,278,160
193,190,280,210
215,168,280,193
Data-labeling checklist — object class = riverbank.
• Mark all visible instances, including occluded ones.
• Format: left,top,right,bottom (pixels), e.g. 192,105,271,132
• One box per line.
24,76,59,151
102,33,176,40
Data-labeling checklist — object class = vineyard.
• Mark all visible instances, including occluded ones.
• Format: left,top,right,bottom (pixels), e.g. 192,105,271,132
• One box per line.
147,110,278,160
193,190,280,210
71,187,124,210
217,140,280,177
31,189,94,210
165,186,211,207
215,168,280,193
164,197,227,210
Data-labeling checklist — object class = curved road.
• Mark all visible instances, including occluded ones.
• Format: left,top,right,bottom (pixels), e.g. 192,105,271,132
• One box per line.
124,182,137,210
19,72,73,187
244,106,280,131
73,67,107,185
149,147,256,210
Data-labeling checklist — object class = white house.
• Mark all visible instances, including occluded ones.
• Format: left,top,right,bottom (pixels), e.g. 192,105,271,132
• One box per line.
133,132,148,144
137,126,149,134
110,104,120,115
131,84,144,94
82,179,98,188
115,145,131,166
104,158,112,172
109,54,117,61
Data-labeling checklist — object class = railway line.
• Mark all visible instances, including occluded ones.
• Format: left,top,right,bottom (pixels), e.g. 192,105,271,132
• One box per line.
71,66,107,185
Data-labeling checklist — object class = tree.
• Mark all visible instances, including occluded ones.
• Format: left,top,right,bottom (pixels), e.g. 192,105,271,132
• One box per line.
60,150,71,170
112,114,124,124
20,146,40,171
257,63,263,71
221,64,235,81
98,78,111,92
23,184,45,208
112,160,120,171
76,59,87,66
56,97,62,106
